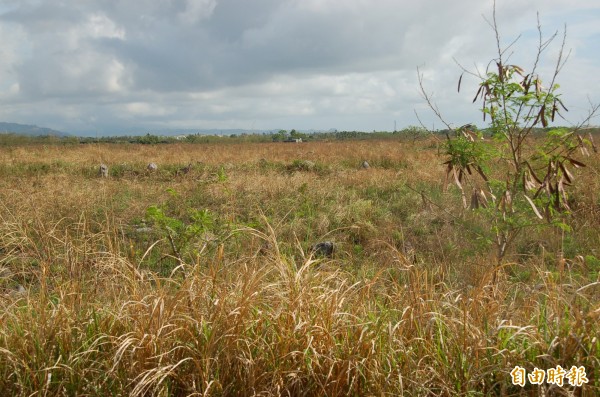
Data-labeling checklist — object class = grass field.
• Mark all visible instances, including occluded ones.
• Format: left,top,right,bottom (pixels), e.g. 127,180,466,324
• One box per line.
0,139,599,396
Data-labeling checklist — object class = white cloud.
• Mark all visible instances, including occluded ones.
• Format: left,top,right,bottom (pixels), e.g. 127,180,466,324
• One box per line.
0,0,597,134
125,101,175,117
178,0,217,24
106,59,128,93
0,22,28,96
86,13,126,40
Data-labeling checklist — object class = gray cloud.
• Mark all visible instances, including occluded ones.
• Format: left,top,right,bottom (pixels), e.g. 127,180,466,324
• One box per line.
0,0,598,134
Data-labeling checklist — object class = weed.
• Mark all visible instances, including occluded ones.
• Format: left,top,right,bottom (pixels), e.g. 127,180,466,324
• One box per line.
0,137,599,395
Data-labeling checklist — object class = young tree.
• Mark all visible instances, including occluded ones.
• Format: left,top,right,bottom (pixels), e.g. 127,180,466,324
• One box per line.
419,5,599,267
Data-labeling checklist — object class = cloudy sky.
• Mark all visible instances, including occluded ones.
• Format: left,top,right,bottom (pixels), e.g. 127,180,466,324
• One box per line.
0,0,598,135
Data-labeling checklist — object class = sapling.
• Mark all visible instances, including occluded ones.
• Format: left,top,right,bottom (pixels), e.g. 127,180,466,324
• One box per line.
419,4,599,268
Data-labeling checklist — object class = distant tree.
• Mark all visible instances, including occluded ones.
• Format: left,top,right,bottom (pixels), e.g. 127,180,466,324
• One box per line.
401,125,429,141
139,133,160,144
272,130,287,142
290,129,307,140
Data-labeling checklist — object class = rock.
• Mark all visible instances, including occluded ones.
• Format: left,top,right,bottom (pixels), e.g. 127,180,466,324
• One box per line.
99,163,109,178
310,241,335,258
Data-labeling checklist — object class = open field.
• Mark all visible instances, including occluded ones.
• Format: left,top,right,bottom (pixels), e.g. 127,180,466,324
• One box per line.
1,139,599,396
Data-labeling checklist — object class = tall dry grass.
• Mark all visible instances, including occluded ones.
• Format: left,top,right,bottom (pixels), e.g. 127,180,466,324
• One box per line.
0,139,599,396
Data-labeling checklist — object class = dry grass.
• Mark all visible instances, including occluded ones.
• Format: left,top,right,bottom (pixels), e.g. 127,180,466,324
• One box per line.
0,139,599,396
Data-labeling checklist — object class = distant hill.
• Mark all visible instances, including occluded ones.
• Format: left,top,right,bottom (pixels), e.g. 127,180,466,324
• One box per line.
0,122,68,137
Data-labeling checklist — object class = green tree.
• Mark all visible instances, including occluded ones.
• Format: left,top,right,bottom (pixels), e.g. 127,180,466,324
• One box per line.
401,125,429,141
272,129,288,142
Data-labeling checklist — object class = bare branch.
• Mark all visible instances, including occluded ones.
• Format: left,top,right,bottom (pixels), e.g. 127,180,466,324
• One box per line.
483,0,521,62
416,66,453,131
413,109,443,142
453,57,480,79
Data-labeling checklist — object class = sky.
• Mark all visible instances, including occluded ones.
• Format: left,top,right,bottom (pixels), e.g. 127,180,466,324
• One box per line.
0,0,598,136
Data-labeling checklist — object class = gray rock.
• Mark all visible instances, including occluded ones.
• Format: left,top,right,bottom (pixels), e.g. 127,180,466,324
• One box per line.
147,162,158,172
310,241,335,258
99,163,109,178
361,160,370,169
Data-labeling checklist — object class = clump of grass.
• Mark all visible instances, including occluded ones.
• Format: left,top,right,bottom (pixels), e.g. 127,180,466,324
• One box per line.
286,159,329,175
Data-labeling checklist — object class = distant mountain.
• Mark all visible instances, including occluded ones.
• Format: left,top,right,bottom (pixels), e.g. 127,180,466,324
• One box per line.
0,122,68,137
